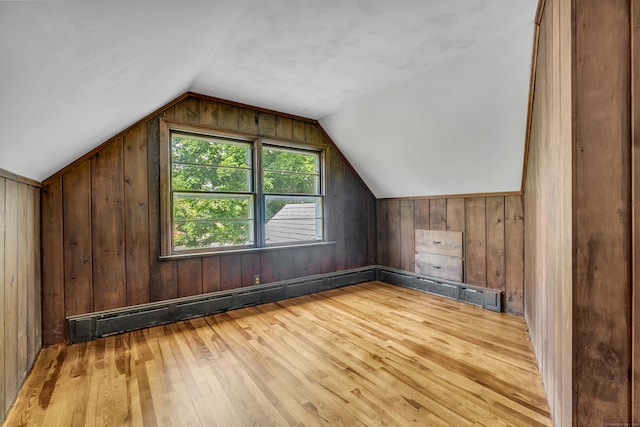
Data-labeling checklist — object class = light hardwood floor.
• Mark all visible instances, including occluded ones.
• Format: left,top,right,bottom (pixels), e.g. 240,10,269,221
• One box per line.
4,281,552,426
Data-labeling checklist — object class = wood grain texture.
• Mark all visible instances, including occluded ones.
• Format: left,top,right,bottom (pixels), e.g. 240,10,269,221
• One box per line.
415,230,463,257
4,179,19,413
415,253,463,282
41,95,374,345
1,176,41,422
400,200,415,272
124,123,151,306
633,0,640,421
415,199,430,231
429,199,447,231
5,282,553,427
91,138,126,311
41,179,65,344
62,160,93,315
505,197,524,316
378,195,523,315
202,256,221,293
485,197,505,293
446,198,465,232
177,258,203,298
464,198,487,286
573,0,631,423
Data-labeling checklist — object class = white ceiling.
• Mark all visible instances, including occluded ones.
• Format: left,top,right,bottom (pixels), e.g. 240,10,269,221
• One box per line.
0,0,537,197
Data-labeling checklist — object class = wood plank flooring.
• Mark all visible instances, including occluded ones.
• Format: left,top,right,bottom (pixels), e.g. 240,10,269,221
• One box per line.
4,282,552,426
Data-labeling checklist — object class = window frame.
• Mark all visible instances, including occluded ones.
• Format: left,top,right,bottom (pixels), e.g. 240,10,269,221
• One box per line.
160,120,326,256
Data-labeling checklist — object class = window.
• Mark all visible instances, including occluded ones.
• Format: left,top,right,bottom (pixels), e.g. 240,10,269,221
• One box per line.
163,125,324,255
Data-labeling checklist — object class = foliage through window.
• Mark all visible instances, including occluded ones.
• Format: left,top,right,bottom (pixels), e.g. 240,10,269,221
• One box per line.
168,130,323,253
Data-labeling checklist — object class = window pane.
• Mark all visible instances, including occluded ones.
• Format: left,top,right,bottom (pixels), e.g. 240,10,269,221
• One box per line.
172,164,251,192
172,134,251,168
173,220,254,250
262,147,320,194
262,147,318,173
263,171,318,194
264,196,323,244
173,193,254,250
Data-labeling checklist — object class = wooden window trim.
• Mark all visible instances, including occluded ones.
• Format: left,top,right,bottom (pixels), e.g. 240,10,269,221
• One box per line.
160,119,327,257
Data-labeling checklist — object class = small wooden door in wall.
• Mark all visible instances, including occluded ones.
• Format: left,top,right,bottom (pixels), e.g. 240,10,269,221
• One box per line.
415,230,463,281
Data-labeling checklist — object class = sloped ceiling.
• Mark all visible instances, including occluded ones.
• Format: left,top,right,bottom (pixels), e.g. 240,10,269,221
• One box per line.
0,0,537,198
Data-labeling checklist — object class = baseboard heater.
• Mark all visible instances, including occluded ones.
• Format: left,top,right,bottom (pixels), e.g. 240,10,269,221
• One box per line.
67,266,502,343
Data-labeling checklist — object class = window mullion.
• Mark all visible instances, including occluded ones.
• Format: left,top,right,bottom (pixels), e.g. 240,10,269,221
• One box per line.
255,139,265,248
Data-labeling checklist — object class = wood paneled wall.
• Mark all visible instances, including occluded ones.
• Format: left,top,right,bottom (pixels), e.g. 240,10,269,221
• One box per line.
0,173,41,423
526,0,637,425
525,1,572,424
41,94,376,345
377,195,524,315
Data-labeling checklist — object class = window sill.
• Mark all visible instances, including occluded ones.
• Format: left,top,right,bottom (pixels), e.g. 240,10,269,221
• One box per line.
159,241,336,260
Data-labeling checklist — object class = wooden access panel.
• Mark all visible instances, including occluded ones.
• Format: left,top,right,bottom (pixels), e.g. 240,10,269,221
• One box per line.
415,230,463,281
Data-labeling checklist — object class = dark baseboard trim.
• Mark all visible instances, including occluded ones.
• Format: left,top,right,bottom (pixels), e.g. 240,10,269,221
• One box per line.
375,266,502,313
67,266,502,343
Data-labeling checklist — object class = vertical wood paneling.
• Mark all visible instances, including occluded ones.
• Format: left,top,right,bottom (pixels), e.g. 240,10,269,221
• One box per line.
147,117,177,302
41,95,374,345
202,257,221,293
0,177,41,423
177,259,202,297
42,179,65,344
505,196,524,316
16,184,28,384
333,151,346,271
276,116,293,139
387,200,401,269
292,120,306,142
376,200,389,266
321,245,336,274
400,200,415,272
367,195,377,266
307,246,323,276
4,179,18,413
573,0,631,422
29,187,42,366
26,187,35,368
239,108,258,134
260,251,279,283
414,200,429,230
446,198,465,232
258,112,276,137
31,187,42,362
124,123,150,306
199,100,218,128
218,104,239,131
241,253,260,287
633,0,640,420
220,255,241,291
63,161,93,315
277,249,294,281
174,97,199,124
0,178,5,418
305,123,324,145
429,199,447,231
379,195,522,314
464,198,487,286
485,197,505,293
91,138,126,311
292,249,309,278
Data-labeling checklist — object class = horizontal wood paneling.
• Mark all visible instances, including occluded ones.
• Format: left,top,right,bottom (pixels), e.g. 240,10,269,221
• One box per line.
0,176,41,423
377,195,524,315
40,95,376,344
